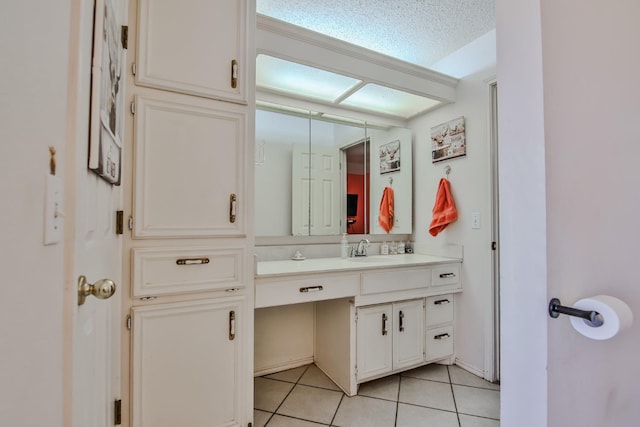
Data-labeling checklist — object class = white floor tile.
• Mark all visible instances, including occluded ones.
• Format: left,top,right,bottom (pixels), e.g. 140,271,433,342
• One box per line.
265,366,309,383
298,364,342,391
458,413,501,427
357,375,400,401
396,403,459,427
276,384,343,424
449,365,500,391
453,385,500,420
253,409,272,427
401,364,450,383
254,377,295,412
267,414,330,426
333,395,397,427
398,377,456,412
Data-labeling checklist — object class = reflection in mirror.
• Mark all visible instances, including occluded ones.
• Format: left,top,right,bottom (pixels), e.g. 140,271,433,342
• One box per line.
343,139,369,234
255,106,412,238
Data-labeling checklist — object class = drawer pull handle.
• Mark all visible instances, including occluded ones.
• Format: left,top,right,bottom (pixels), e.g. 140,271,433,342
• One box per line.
229,193,237,223
176,257,210,265
439,273,456,278
299,285,323,293
434,333,451,340
229,310,236,341
231,59,238,89
382,313,388,336
399,310,405,332
434,299,451,305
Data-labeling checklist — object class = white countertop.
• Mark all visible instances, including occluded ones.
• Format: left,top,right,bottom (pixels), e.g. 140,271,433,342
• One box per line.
256,253,461,278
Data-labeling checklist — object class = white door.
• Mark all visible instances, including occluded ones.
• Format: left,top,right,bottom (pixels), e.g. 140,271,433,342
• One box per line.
67,0,126,425
291,144,341,235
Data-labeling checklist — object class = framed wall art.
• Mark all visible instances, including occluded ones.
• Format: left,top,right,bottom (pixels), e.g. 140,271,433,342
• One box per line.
379,139,400,174
88,0,126,185
431,116,466,163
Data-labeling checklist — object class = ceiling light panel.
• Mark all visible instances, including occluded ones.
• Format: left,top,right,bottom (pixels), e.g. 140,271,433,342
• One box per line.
341,84,442,117
256,55,362,102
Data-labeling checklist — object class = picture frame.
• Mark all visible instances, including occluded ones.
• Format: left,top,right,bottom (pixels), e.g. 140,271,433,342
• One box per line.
88,0,125,185
379,140,400,174
431,116,466,163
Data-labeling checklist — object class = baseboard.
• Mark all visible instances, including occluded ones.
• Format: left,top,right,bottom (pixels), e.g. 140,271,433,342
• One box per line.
254,357,314,377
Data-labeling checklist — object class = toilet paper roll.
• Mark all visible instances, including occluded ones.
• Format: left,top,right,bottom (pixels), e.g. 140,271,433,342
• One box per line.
570,295,633,340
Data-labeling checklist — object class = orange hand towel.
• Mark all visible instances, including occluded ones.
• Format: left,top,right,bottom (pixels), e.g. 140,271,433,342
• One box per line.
378,186,394,233
429,178,458,236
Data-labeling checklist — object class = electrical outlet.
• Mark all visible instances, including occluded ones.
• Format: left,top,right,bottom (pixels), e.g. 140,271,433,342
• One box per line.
472,212,481,229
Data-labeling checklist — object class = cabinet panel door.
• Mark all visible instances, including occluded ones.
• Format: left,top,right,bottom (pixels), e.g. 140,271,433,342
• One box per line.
134,95,246,238
356,304,392,381
131,297,244,427
136,0,247,103
393,299,425,370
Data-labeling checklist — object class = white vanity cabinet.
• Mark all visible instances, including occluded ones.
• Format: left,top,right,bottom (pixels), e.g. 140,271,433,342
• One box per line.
356,299,425,381
123,1,254,426
135,0,248,104
255,255,462,397
131,297,245,427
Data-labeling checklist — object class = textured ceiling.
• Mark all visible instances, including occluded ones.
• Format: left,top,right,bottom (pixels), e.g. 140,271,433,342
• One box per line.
257,0,495,69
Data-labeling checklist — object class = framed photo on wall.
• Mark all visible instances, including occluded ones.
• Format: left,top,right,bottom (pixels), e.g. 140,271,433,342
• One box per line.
431,116,466,163
88,0,125,185
379,140,400,174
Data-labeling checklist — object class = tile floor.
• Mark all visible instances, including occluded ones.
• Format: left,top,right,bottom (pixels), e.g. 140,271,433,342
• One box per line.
254,364,500,427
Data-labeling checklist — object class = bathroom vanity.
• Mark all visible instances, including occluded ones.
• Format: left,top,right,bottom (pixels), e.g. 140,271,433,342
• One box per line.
255,254,462,396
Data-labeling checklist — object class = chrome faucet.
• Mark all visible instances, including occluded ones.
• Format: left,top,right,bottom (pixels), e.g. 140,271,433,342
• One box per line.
354,238,370,257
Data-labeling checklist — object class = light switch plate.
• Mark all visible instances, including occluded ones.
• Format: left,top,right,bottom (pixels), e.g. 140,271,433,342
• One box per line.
471,212,481,229
44,174,63,245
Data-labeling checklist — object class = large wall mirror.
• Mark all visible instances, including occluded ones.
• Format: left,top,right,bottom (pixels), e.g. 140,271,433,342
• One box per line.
255,106,412,237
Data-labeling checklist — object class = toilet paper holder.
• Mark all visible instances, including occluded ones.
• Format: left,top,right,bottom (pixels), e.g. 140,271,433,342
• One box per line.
549,297,604,327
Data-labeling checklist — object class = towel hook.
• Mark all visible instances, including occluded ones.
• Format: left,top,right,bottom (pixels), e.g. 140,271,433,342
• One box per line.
388,177,393,185
444,165,451,178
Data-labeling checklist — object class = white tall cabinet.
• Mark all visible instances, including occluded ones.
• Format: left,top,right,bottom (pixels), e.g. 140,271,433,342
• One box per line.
122,1,255,427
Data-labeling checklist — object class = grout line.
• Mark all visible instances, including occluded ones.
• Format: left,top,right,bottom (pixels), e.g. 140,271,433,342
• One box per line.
394,375,401,427
265,364,312,426
447,366,462,427
329,393,345,426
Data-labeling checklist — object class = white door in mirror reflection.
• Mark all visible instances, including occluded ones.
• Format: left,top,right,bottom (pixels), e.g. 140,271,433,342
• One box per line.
292,144,341,235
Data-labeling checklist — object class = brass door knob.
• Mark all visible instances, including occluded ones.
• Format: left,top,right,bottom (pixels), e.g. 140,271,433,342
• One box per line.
77,275,116,306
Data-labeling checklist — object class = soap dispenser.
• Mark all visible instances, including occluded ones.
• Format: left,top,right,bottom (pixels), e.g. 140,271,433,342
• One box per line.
341,233,349,259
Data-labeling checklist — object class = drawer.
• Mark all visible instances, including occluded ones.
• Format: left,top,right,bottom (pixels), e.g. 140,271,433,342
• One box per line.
425,294,454,326
255,273,359,308
361,267,430,295
132,247,244,297
431,264,460,287
425,325,454,362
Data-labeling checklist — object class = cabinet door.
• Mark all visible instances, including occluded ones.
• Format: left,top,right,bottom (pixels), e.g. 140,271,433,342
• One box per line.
133,94,246,238
393,299,425,370
131,297,244,427
356,304,392,381
136,0,247,103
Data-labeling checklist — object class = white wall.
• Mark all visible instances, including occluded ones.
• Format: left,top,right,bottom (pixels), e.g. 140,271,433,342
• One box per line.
409,66,495,376
541,1,640,425
0,1,72,425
